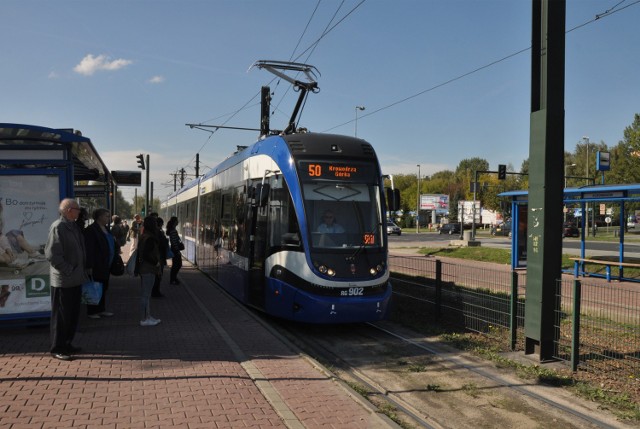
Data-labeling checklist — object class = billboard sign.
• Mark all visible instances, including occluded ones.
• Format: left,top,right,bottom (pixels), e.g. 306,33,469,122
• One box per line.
420,194,449,213
458,200,481,224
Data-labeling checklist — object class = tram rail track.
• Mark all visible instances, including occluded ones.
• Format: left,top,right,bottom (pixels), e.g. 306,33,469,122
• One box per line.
273,318,631,429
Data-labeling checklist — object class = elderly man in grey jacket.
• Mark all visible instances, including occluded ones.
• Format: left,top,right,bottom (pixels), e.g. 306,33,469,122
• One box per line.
45,198,89,361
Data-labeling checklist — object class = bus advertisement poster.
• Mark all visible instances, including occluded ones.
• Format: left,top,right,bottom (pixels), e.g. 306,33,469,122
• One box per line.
0,175,59,317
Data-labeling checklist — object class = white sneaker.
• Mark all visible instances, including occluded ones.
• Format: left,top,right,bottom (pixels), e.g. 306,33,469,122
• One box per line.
140,318,160,326
148,317,161,324
99,311,114,317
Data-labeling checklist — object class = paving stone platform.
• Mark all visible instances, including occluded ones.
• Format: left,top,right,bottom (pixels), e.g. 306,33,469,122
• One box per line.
1,259,395,429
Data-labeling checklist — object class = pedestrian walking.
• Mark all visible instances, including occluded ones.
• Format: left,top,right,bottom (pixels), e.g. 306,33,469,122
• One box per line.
45,198,89,361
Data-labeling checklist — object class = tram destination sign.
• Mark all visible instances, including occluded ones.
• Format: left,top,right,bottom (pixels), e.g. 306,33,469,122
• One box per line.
111,170,142,186
299,161,373,181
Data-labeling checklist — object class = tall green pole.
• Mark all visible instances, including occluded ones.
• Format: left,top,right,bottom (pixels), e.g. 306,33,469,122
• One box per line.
525,0,566,361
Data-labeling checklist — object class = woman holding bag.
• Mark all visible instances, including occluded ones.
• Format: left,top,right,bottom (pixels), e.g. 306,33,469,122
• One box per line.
83,208,115,319
166,216,183,285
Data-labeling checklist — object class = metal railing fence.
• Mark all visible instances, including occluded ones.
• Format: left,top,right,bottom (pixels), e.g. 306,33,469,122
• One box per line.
389,255,640,377
554,278,640,377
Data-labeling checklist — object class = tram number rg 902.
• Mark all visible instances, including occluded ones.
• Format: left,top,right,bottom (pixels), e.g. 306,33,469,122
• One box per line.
341,287,364,296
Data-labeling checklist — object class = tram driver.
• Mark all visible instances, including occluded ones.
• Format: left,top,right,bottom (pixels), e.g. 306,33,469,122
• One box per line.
317,210,345,234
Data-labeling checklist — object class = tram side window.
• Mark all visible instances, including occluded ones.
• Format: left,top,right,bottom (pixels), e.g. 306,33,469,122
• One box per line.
211,191,222,253
221,191,232,251
201,193,214,246
184,199,197,238
268,179,301,250
233,185,247,256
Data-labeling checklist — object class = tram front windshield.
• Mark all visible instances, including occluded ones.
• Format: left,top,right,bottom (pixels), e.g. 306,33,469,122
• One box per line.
302,182,383,249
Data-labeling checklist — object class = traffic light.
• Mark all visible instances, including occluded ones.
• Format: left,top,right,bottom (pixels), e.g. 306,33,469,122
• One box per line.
498,164,506,180
136,154,146,170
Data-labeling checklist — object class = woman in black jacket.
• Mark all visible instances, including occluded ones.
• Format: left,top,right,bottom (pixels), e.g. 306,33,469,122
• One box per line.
83,208,115,319
166,216,183,285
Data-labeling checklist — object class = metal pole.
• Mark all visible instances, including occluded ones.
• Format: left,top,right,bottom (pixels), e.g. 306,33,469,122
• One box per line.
584,136,589,236
564,163,575,222
145,154,150,216
416,164,420,233
472,170,477,240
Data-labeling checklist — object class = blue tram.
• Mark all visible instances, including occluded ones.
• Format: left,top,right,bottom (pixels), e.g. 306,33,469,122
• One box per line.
162,132,398,323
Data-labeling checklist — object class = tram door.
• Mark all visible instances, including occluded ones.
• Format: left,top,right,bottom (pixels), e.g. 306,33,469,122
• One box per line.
247,182,268,309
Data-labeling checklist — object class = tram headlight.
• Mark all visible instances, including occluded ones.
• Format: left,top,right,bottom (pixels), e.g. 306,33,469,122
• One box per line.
369,264,384,276
316,263,336,277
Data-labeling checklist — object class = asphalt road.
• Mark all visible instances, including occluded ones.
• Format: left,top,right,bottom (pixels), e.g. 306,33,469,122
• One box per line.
388,231,640,257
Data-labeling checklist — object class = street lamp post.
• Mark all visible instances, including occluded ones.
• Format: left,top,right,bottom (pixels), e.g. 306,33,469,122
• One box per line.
564,163,576,222
583,136,591,235
416,164,421,234
355,106,365,137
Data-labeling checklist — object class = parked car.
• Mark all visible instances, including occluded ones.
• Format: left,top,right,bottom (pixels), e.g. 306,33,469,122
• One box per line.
386,220,402,235
492,221,512,237
562,222,580,237
439,223,461,235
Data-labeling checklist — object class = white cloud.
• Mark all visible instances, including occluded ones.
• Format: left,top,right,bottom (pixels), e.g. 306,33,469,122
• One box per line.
73,54,133,76
48,70,59,79
148,75,165,84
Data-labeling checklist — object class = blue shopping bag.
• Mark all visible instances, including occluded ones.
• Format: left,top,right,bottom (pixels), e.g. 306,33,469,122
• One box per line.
81,281,103,305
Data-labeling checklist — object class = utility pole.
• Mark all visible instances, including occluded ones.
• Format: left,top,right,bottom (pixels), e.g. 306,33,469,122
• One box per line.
145,154,150,217
416,164,421,233
524,0,566,362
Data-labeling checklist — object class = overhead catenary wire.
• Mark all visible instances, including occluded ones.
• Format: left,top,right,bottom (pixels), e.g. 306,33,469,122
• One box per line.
323,0,640,133
182,0,639,184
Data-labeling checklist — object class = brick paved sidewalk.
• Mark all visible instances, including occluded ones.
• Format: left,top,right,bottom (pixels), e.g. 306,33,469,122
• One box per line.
0,263,395,428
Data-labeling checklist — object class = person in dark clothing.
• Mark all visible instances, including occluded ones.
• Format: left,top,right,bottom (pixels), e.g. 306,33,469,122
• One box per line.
75,207,89,231
45,198,89,361
83,208,115,319
137,216,162,326
111,215,127,253
166,216,183,285
151,217,168,298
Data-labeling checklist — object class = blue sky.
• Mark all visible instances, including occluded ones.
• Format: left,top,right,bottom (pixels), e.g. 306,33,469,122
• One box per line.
2,0,639,204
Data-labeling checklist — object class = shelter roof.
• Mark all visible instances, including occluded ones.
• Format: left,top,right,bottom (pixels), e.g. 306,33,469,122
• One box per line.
499,183,640,201
0,123,110,183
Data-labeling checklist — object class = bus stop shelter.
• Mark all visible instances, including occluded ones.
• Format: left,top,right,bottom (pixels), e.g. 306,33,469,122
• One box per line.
499,183,640,281
0,123,112,322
